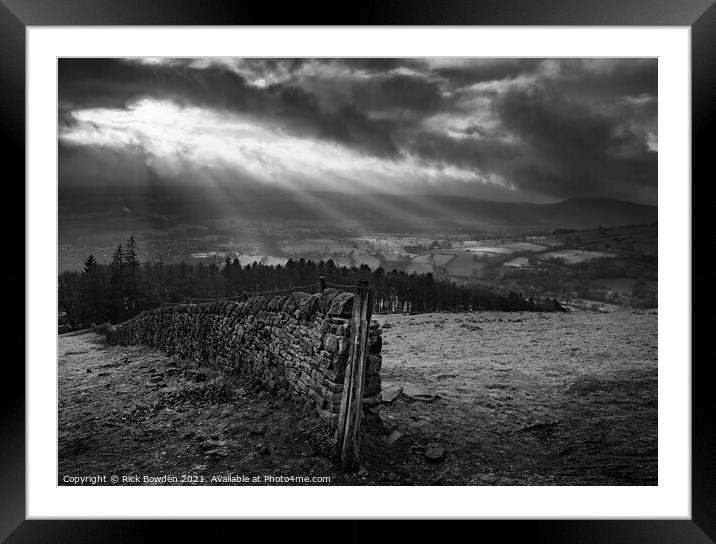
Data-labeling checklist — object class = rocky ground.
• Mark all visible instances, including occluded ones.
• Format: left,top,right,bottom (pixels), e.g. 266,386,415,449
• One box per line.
58,308,657,486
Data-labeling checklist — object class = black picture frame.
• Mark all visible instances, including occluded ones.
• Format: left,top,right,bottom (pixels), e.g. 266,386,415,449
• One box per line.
5,0,713,541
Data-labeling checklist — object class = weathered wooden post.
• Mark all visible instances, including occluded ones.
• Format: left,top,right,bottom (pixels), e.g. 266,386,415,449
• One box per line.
242,291,249,302
336,280,373,472
319,276,327,292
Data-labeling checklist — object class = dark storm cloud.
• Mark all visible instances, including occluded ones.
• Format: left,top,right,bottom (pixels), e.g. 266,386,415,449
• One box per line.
335,58,424,73
430,58,657,101
494,85,657,196
429,58,540,87
59,57,657,204
405,81,656,200
552,58,658,101
406,130,522,176
349,73,443,114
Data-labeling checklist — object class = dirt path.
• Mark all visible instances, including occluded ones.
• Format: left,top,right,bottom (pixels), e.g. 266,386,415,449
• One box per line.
58,308,657,485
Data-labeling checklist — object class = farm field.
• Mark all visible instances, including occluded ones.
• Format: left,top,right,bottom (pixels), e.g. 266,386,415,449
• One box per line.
502,242,547,252
464,246,516,255
538,249,614,264
58,308,657,486
503,256,531,268
591,277,638,293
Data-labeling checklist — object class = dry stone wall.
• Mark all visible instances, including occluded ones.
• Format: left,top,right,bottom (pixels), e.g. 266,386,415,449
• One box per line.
107,289,382,424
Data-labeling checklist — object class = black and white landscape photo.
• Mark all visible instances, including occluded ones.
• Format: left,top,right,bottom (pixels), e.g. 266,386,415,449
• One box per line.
58,57,658,486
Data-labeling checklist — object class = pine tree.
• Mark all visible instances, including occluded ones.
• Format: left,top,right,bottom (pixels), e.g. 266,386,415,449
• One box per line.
109,244,126,321
58,271,82,329
124,236,141,315
83,254,97,274
80,254,106,324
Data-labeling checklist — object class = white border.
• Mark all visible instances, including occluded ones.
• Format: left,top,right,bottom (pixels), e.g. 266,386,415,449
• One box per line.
27,26,691,519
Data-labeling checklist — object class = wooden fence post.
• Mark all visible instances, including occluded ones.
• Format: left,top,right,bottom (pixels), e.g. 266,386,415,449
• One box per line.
319,276,327,292
336,281,373,472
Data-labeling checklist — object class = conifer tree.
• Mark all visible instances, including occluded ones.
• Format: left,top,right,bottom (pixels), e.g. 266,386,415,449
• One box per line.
80,254,106,324
124,236,141,314
109,244,126,321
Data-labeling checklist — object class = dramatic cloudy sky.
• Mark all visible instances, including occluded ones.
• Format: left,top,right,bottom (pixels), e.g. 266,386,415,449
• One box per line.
59,57,657,204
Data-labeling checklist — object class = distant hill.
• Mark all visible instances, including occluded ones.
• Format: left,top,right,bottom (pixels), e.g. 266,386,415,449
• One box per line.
59,185,657,233
343,194,657,230
531,197,657,229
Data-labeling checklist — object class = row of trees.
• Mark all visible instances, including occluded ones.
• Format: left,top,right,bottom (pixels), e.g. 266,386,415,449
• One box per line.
58,237,560,329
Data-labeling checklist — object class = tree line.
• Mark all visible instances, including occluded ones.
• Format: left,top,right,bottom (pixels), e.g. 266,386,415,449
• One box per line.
58,237,563,329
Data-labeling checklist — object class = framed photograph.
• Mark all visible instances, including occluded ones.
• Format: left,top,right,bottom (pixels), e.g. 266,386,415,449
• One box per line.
8,0,713,540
